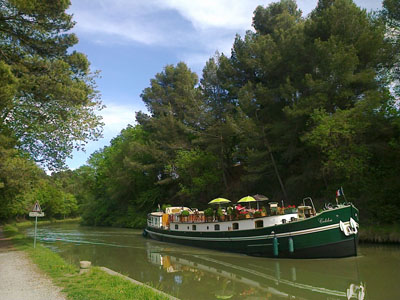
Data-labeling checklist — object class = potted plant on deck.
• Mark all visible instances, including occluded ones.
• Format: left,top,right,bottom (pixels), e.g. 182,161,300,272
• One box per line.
217,207,225,221
261,206,267,217
181,210,189,222
204,208,214,222
238,210,246,220
284,205,297,214
227,207,234,221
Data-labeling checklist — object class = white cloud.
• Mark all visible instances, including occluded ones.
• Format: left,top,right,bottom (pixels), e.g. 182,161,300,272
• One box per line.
157,0,270,30
74,11,163,45
70,0,273,47
71,0,189,46
100,102,137,132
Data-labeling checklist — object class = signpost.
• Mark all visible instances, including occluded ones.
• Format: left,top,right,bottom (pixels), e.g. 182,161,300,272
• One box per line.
29,201,44,248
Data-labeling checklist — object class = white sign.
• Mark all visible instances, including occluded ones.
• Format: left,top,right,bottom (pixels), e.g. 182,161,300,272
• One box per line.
29,212,45,217
32,201,42,212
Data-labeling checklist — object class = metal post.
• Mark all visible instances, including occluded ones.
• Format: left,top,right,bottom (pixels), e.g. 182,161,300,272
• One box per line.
34,216,37,249
341,186,348,203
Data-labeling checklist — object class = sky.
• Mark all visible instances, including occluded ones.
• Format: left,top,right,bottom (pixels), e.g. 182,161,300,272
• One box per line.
66,0,383,170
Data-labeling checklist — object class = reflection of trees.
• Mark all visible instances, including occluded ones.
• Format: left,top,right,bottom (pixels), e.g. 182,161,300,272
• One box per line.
148,250,365,300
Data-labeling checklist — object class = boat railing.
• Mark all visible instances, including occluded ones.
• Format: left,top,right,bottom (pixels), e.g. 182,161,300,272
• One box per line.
168,208,297,224
302,197,316,216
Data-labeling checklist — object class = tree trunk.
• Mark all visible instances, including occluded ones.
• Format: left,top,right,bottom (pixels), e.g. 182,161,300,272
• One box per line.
262,126,288,201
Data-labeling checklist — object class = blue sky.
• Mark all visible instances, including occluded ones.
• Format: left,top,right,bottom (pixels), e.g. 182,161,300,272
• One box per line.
66,0,383,169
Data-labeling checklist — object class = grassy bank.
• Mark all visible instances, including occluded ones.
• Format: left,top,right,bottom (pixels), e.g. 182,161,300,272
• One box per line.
8,217,82,229
3,225,173,300
359,224,400,243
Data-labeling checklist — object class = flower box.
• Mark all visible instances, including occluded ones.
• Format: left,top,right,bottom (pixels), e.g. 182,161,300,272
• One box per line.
284,207,297,214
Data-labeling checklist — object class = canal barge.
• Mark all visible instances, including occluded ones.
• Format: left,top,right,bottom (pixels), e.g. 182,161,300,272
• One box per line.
144,198,359,258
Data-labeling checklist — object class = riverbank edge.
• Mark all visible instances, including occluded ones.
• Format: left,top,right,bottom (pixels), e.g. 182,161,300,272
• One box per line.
2,225,177,300
5,217,82,228
358,224,400,244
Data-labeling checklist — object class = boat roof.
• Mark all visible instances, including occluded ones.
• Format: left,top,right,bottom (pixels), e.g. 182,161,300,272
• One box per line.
165,207,192,214
150,212,163,216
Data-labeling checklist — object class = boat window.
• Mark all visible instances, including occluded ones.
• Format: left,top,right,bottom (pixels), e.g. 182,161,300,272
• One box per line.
192,225,196,231
233,223,239,230
175,224,179,230
255,220,264,228
214,224,220,231
207,226,209,230
187,226,189,230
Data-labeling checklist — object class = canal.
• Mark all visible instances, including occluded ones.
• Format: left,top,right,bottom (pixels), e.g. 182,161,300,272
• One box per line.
25,223,400,300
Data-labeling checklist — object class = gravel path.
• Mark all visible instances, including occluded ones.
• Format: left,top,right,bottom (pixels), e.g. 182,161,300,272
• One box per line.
0,228,67,300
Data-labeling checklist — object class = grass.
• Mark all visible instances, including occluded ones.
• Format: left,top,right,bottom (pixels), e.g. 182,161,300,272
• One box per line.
9,217,82,228
2,225,173,300
358,224,400,243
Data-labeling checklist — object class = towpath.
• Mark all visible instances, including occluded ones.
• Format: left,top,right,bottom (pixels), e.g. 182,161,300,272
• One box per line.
0,227,66,300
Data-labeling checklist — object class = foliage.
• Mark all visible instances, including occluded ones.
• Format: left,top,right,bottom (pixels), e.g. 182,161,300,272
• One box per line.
0,0,103,170
204,208,214,217
161,204,171,212
227,206,233,216
168,149,222,203
0,0,103,222
68,126,164,227
0,134,41,221
216,207,223,217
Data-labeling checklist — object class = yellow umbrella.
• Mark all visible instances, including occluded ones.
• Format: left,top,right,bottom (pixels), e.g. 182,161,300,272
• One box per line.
208,198,231,205
237,196,256,203
238,196,257,209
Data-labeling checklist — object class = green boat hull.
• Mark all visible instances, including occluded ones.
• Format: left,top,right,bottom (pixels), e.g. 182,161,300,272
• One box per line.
145,204,359,258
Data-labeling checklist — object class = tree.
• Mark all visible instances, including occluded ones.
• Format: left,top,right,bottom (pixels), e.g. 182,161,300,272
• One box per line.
0,134,42,221
221,0,305,200
0,0,103,170
198,54,242,192
167,149,222,204
137,63,203,199
381,0,400,100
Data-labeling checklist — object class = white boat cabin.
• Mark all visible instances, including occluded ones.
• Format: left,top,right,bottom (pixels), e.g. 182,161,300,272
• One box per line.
147,205,299,232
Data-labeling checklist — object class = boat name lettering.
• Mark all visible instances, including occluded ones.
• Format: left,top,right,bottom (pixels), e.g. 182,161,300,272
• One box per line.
318,218,332,224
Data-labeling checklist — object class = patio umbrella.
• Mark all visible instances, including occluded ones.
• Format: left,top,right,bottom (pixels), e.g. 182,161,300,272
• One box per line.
252,194,269,201
208,198,231,215
238,196,256,203
208,198,231,205
238,196,256,209
252,194,269,210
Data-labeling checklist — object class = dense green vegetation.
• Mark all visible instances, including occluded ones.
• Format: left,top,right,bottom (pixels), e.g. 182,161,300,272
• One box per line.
0,0,103,223
3,225,172,300
61,0,399,228
1,0,399,231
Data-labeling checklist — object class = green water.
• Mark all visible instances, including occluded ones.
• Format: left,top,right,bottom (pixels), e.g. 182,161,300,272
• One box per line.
26,223,400,299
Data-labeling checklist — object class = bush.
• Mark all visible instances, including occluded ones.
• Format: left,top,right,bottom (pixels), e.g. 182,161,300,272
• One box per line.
204,208,213,217
181,210,189,217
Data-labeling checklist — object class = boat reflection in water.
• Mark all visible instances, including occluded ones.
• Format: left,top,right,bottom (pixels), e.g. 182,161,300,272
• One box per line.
147,243,365,300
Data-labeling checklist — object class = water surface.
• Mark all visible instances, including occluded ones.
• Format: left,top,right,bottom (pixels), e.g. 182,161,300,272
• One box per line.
25,223,400,299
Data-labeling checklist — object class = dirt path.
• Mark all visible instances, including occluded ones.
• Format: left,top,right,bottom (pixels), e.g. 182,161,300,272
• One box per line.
0,228,67,300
